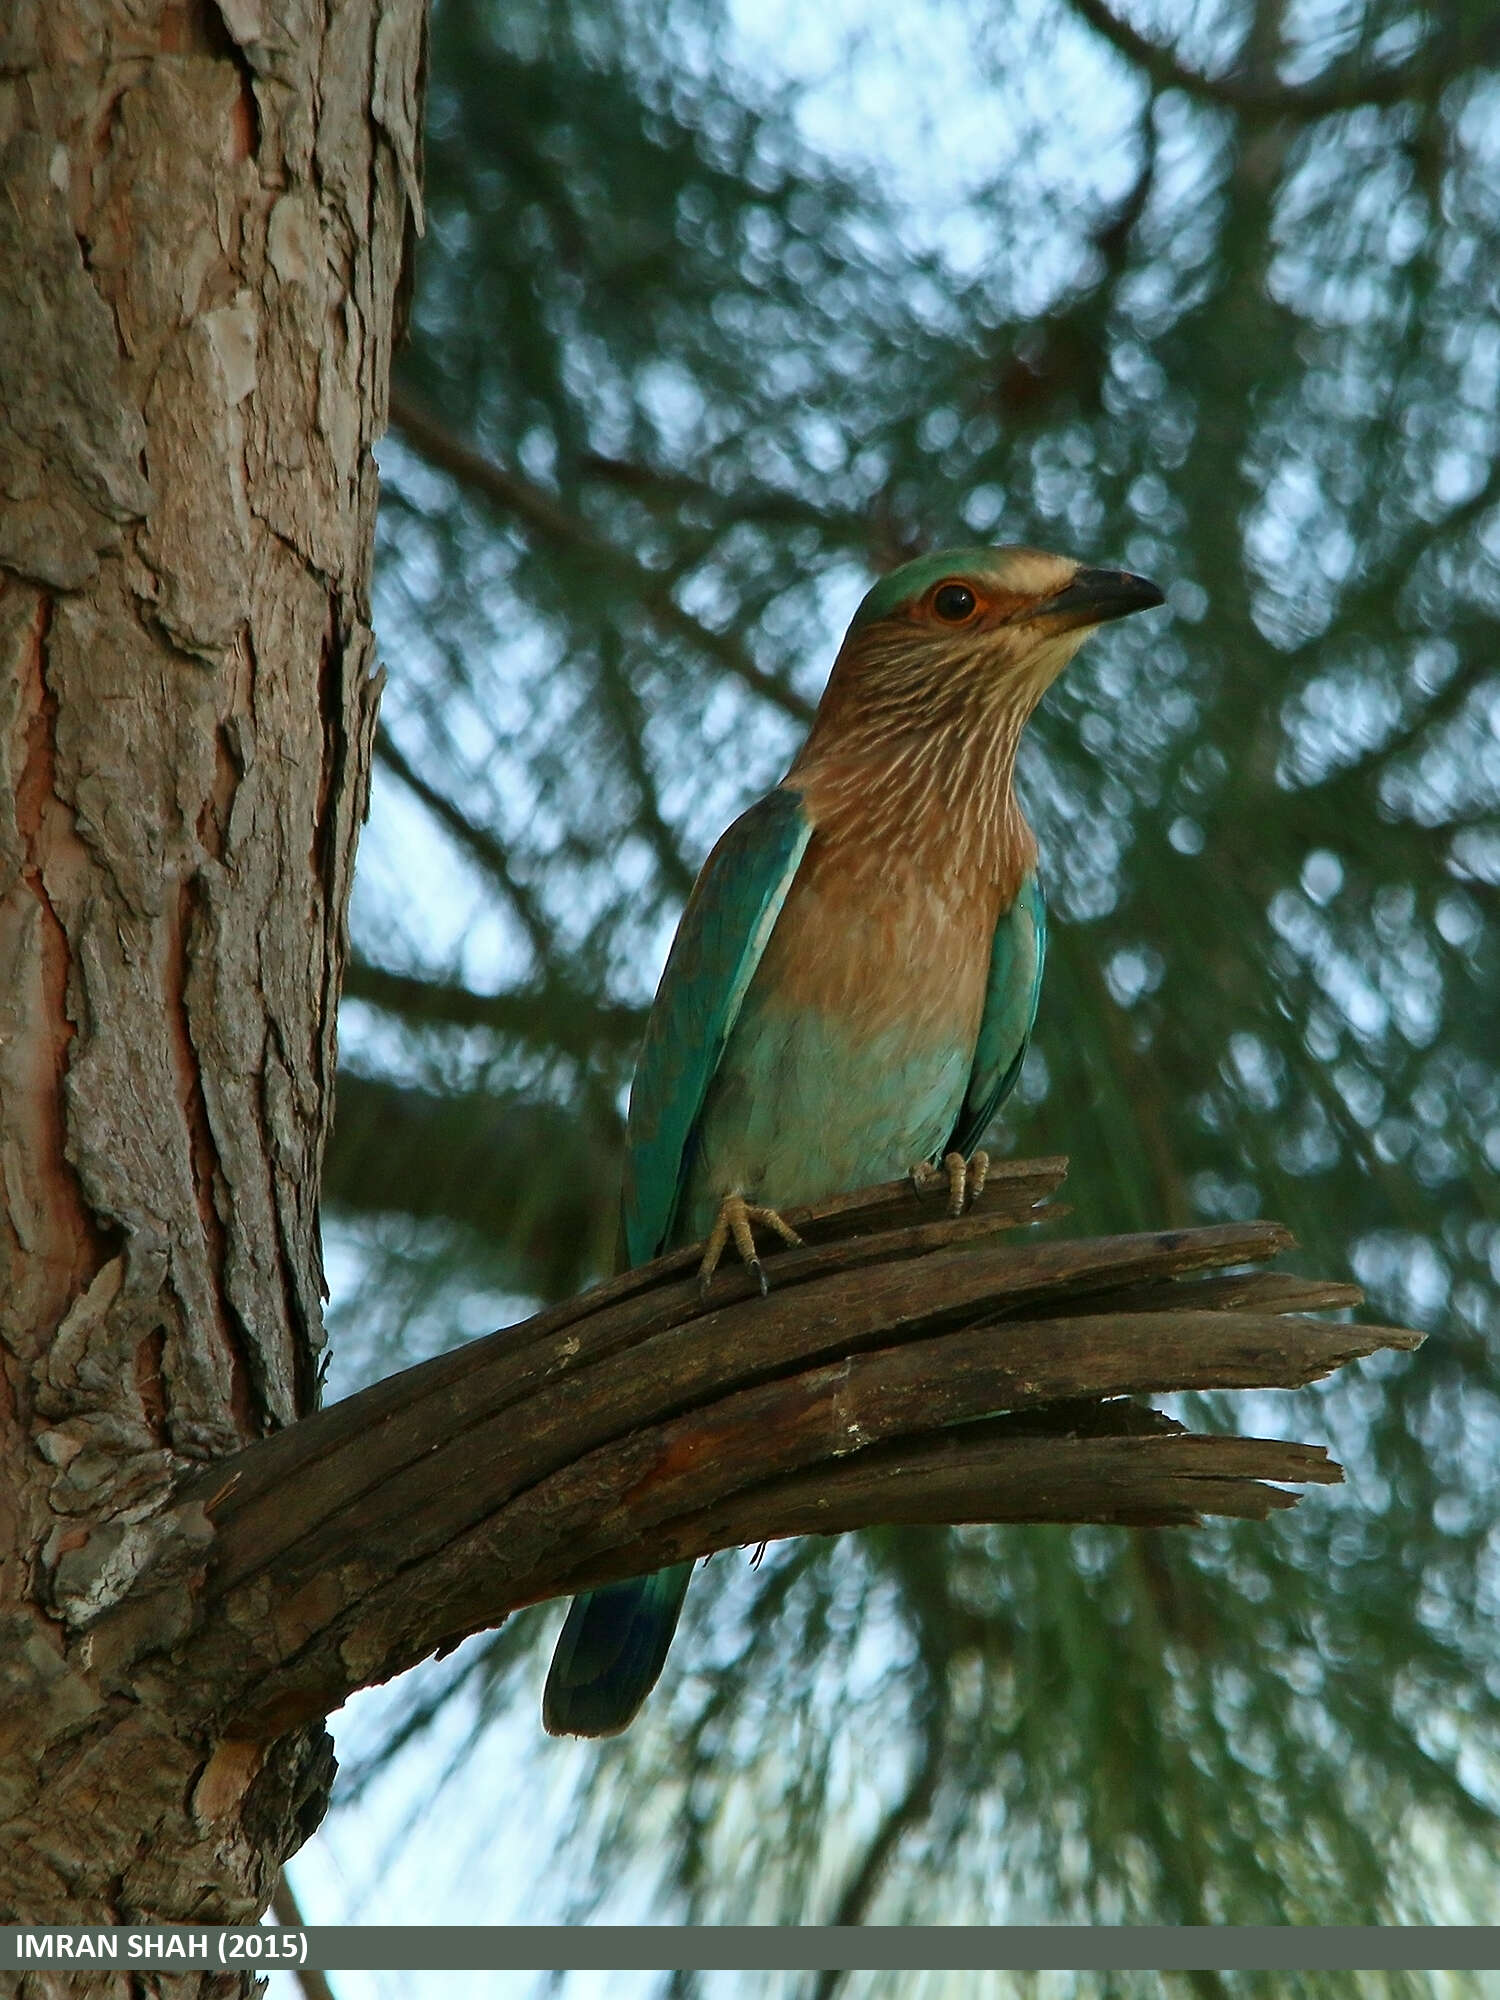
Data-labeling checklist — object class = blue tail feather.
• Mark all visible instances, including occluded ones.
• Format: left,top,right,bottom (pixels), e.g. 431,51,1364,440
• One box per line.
542,1563,694,1737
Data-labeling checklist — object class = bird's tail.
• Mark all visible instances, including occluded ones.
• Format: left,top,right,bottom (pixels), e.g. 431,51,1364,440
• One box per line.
542,1563,694,1737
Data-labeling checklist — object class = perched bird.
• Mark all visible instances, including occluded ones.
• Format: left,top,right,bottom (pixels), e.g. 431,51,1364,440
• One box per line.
542,544,1164,1738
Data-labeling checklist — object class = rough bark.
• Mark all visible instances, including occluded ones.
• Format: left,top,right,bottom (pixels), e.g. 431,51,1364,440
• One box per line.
0,0,422,1960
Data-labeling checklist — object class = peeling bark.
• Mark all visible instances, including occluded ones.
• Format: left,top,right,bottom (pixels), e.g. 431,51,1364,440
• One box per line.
0,0,420,1964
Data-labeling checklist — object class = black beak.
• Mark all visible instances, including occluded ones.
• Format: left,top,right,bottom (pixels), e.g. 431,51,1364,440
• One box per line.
1033,567,1165,630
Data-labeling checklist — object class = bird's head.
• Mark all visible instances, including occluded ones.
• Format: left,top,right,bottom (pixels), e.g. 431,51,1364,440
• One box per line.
809,544,1164,751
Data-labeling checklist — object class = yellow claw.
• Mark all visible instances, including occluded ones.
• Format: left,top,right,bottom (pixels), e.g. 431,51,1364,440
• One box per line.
698,1192,803,1298
911,1148,991,1216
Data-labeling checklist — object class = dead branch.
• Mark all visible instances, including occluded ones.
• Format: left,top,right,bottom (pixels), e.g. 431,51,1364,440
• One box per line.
88,1159,1419,1743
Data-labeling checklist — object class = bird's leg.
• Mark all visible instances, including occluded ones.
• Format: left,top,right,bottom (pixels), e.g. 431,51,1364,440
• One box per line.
698,1191,803,1299
910,1148,991,1218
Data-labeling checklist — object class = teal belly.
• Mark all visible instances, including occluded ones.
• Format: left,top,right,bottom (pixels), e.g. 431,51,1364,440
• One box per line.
674,990,970,1246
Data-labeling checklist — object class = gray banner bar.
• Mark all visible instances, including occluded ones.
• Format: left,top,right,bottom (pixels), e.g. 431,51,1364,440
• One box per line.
3,1927,1498,1972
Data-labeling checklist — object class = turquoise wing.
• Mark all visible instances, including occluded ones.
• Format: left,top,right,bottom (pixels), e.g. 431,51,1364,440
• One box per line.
947,869,1046,1160
620,786,813,1267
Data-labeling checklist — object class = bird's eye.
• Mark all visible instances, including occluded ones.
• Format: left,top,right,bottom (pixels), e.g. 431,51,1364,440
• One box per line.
932,582,977,622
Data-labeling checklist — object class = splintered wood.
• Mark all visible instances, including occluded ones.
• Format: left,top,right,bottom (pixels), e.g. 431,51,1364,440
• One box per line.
150,1158,1421,1739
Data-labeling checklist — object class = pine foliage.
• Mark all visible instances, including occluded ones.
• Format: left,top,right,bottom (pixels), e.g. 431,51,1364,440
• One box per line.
327,0,1500,1942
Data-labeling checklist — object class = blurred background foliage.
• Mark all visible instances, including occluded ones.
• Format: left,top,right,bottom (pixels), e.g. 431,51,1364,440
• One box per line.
313,0,1500,1956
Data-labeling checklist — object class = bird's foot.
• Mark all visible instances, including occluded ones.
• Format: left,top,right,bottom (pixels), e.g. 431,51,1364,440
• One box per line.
698,1193,803,1299
910,1148,990,1218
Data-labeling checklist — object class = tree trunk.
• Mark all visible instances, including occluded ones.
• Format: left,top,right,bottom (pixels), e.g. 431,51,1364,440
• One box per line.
0,0,423,1959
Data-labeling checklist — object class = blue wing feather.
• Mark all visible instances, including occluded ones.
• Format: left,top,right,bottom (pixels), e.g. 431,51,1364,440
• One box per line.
947,869,1046,1160
619,786,813,1267
542,1563,695,1737
547,790,810,1737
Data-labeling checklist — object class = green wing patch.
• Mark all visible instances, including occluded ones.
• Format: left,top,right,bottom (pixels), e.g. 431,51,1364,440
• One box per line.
619,787,812,1266
947,869,1046,1160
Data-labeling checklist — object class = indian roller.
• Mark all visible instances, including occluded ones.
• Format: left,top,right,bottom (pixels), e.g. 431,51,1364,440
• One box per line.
542,544,1164,1737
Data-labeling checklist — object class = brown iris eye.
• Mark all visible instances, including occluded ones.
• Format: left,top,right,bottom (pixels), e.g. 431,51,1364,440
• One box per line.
932,582,976,621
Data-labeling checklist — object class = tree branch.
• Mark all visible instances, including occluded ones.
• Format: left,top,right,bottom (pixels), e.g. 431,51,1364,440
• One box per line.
341,958,644,1057
385,385,816,725
270,1878,337,2000
1065,0,1490,115
816,1687,948,1953
374,728,557,956
574,448,846,539
88,1160,1419,1748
